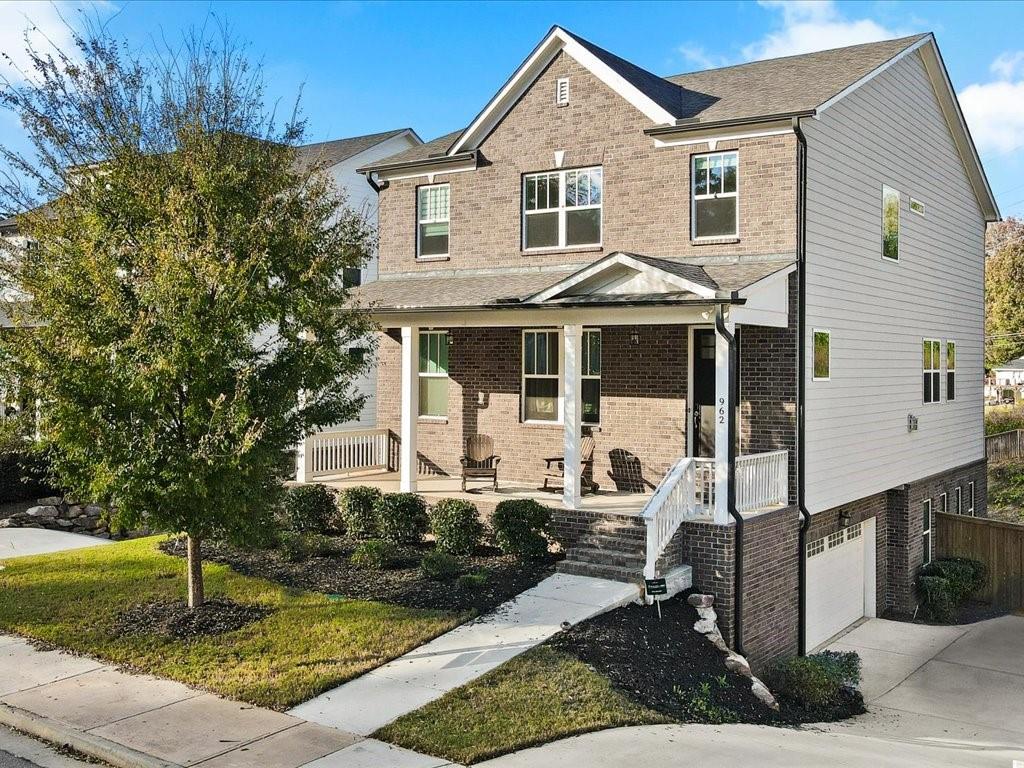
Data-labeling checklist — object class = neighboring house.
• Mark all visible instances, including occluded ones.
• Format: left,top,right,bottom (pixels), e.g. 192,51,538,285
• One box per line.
991,357,1024,386
332,26,997,668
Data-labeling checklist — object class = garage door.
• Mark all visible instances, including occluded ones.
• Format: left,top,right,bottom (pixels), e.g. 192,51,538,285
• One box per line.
806,521,868,649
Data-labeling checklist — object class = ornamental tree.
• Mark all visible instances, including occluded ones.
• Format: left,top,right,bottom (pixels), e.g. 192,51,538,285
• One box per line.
0,23,373,607
986,218,1024,368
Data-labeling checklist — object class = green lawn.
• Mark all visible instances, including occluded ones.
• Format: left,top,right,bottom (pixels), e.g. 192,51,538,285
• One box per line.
0,537,462,709
376,646,666,764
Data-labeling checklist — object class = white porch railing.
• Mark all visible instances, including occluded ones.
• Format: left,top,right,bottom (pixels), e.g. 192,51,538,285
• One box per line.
736,450,789,513
642,457,709,579
303,428,393,480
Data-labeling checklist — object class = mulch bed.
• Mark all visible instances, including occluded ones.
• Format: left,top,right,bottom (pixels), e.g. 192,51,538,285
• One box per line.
159,537,559,615
113,598,271,640
887,599,1009,626
548,593,864,726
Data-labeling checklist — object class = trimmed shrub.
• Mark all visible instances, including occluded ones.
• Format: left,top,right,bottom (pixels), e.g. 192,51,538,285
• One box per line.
376,492,429,544
279,531,341,563
492,499,551,560
420,551,462,581
916,557,987,622
281,484,338,533
764,651,861,711
338,486,383,538
458,571,489,589
351,539,397,570
429,498,484,556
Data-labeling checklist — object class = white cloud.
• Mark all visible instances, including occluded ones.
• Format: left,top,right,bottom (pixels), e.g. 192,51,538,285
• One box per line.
960,52,1024,156
0,1,113,84
742,0,899,61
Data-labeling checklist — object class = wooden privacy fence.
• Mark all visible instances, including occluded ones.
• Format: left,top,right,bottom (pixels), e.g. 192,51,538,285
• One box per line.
986,429,1023,463
937,512,1024,609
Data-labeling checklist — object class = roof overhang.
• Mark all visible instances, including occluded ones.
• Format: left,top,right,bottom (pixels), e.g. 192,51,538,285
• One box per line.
357,149,479,184
644,115,801,150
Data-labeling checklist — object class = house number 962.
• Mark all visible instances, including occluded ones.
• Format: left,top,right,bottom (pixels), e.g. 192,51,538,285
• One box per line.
718,397,726,424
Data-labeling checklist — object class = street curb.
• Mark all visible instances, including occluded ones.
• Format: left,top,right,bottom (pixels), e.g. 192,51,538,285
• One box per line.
0,702,183,768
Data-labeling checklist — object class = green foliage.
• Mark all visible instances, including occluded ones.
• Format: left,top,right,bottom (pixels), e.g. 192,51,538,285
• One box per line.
988,459,1024,512
986,406,1024,436
673,681,739,724
0,25,374,597
420,551,463,581
338,486,383,538
376,493,429,545
985,218,1024,367
429,498,484,556
916,557,987,622
279,532,341,563
281,484,338,534
764,651,861,710
457,571,489,590
351,539,397,570
492,499,551,560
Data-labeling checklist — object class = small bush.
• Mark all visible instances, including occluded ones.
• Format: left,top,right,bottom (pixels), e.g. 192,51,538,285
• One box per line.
458,571,489,589
351,539,397,570
492,499,551,560
430,498,484,556
281,484,338,533
376,493,429,544
278,531,341,563
420,551,462,581
339,486,383,538
764,651,861,711
916,557,987,622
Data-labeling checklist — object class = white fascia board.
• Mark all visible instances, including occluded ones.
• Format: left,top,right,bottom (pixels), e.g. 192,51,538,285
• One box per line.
652,120,794,150
815,36,931,116
527,252,716,302
450,27,675,155
371,303,713,329
736,262,796,298
376,160,478,183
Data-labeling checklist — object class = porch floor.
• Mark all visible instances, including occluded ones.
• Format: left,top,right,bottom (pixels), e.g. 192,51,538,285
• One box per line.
309,471,653,515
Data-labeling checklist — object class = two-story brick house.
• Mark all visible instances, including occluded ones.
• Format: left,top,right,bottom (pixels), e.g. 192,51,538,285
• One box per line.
315,27,998,667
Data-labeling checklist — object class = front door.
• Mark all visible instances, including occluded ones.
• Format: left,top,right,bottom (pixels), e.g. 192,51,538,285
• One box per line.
692,329,716,458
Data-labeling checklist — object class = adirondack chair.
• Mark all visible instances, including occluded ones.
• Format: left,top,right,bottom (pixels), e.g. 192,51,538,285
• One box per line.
542,435,599,495
460,434,501,491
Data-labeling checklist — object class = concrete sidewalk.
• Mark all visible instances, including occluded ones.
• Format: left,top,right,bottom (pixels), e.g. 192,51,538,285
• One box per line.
0,634,460,768
289,573,640,735
0,530,109,560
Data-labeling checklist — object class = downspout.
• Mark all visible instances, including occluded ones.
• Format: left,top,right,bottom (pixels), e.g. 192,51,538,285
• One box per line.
716,301,743,656
792,116,811,655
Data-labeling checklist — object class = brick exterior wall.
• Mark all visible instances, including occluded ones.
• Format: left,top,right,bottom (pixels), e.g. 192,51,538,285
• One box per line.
662,519,736,645
376,50,797,276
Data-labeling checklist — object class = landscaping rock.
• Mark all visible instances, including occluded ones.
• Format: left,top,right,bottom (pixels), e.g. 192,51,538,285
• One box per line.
725,653,752,677
750,676,780,711
696,606,717,623
37,496,64,507
687,593,715,608
707,631,730,653
693,617,717,634
26,505,59,518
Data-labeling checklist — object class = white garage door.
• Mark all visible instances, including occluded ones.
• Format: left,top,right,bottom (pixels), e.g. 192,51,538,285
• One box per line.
806,520,872,649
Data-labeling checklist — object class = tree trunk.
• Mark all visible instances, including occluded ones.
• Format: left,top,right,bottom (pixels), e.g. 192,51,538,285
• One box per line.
186,535,205,608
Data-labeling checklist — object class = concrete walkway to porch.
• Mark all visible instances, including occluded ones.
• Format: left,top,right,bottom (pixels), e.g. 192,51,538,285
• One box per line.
288,573,641,735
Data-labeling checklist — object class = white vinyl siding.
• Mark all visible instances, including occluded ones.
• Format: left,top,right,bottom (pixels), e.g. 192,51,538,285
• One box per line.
802,52,985,513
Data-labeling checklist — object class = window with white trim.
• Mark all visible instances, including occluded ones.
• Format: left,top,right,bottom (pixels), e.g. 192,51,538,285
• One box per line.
582,329,601,425
813,329,830,381
922,499,932,565
692,151,738,239
940,492,948,514
555,77,569,106
968,481,975,516
523,167,602,250
923,339,941,404
882,185,900,261
946,341,956,401
522,329,560,422
955,486,962,514
417,184,450,259
418,330,448,418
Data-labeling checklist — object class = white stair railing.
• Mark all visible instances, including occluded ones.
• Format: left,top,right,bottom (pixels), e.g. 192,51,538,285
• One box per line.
735,450,789,513
642,457,710,579
304,428,392,480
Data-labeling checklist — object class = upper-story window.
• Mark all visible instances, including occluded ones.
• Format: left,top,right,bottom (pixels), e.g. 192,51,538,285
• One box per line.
946,341,956,401
923,338,941,404
692,151,738,239
417,184,450,259
882,185,900,261
523,166,602,250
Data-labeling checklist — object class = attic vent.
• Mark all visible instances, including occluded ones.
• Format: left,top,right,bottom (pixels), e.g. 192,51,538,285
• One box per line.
555,78,569,106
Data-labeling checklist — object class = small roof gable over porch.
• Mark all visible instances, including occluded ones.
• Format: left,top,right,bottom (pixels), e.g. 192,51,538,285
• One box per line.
355,252,794,329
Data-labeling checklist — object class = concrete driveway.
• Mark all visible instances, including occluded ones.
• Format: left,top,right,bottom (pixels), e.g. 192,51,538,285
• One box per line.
0,529,108,559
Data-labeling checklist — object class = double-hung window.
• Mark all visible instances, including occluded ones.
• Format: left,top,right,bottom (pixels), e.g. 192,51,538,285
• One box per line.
523,167,602,250
582,329,601,425
418,330,449,418
882,185,900,261
523,330,560,422
692,151,738,239
417,184,450,259
923,339,941,404
946,341,956,401
922,499,932,565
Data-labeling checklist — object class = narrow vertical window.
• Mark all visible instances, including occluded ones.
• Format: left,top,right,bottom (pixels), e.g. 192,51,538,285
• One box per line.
968,481,975,516
692,151,739,239
946,341,956,401
882,185,900,261
955,486,962,514
939,492,947,514
418,330,449,417
922,499,932,565
923,339,941,404
555,77,569,106
523,329,561,422
417,184,450,259
812,329,830,381
582,329,601,425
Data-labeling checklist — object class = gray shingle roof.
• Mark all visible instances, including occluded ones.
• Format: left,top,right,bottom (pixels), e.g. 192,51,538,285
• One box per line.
358,129,465,171
295,128,415,169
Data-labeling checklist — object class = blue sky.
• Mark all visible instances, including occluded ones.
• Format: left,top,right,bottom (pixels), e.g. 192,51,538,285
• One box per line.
2,0,1024,218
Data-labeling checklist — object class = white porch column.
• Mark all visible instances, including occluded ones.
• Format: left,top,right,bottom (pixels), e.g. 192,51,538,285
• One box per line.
563,324,583,510
714,318,735,525
400,326,420,492
294,390,308,483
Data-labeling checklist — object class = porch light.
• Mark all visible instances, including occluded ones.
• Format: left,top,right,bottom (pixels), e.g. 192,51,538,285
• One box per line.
839,510,852,528
630,330,640,346
446,330,454,348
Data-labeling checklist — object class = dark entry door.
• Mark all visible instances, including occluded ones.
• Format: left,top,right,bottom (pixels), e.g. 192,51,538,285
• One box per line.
692,329,716,458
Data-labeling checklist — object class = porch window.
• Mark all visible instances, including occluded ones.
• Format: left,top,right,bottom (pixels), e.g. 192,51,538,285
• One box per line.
582,329,601,425
522,329,560,422
523,166,602,250
946,341,956,401
923,339,940,404
418,330,448,418
417,184,450,259
922,499,932,565
812,329,830,381
882,185,900,261
692,151,738,239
